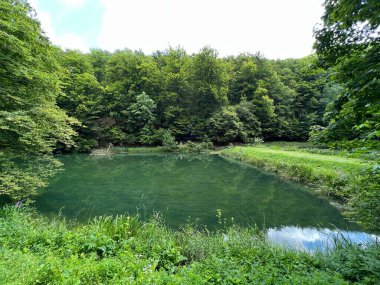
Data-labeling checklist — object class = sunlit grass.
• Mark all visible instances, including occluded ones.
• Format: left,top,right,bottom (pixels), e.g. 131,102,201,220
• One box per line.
221,146,372,195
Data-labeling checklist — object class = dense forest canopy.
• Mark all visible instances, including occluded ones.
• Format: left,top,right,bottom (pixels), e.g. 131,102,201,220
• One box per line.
55,47,330,150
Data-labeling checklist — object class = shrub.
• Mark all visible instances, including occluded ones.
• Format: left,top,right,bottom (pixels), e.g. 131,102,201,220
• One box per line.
308,125,327,145
345,166,380,231
161,130,179,152
74,137,99,153
180,140,214,153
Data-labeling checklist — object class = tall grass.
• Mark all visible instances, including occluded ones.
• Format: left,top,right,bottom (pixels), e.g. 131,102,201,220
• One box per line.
1,206,379,284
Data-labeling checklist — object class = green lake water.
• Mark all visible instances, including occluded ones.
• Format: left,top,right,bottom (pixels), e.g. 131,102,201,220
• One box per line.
35,153,359,231
35,153,379,250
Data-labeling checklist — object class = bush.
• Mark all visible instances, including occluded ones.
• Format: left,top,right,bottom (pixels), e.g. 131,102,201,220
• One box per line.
308,125,327,145
74,137,98,152
180,140,214,153
345,166,380,231
207,107,243,143
245,137,264,145
161,130,179,152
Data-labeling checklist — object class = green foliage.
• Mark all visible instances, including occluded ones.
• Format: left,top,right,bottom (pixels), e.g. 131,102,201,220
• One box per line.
222,145,379,230
308,125,328,145
207,101,263,144
245,137,265,145
31,44,334,149
2,206,378,284
127,92,156,132
0,0,77,154
0,0,77,199
154,48,191,135
314,0,380,149
74,137,99,153
321,240,380,284
161,130,179,152
180,140,214,153
87,48,111,84
54,49,104,150
116,146,165,154
346,166,380,231
160,129,213,153
190,47,229,118
273,56,329,140
228,55,258,104
235,97,262,142
45,43,334,149
207,106,243,143
252,92,276,137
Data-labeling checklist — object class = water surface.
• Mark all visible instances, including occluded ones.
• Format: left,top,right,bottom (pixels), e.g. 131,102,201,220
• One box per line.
267,226,378,251
36,153,359,231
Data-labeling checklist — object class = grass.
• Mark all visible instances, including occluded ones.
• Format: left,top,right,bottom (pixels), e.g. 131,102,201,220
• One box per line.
253,141,380,161
91,142,214,156
120,146,166,154
0,206,379,284
91,146,166,156
221,144,379,231
222,145,370,191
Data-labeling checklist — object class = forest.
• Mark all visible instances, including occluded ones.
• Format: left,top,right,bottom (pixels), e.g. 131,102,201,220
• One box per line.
1,0,378,155
0,0,379,283
53,48,330,149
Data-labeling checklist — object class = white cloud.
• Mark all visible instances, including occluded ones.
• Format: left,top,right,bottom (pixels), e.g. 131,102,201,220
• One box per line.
28,0,38,9
58,0,87,9
55,33,90,52
31,0,87,10
29,0,89,52
98,0,324,58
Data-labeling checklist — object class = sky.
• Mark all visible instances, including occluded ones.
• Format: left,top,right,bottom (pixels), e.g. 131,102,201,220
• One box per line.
29,0,325,59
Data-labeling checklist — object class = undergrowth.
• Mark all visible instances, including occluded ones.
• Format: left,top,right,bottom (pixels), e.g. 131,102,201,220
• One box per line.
0,206,379,284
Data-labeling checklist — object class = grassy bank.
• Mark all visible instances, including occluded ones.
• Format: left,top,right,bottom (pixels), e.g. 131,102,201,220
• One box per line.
90,146,166,156
90,141,213,156
221,145,379,231
1,207,379,284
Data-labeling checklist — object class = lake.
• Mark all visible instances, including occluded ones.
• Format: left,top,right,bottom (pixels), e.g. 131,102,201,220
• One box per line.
35,153,375,250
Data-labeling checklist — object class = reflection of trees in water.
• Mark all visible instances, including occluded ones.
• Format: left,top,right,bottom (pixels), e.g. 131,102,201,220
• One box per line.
0,151,62,202
35,154,358,230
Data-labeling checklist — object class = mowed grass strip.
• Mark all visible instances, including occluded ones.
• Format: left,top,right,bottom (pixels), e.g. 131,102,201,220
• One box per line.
221,146,372,197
